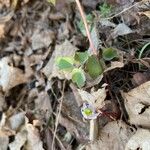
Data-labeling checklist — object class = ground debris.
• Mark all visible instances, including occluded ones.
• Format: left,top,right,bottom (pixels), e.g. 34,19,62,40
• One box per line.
86,121,135,150
125,129,150,150
121,81,150,128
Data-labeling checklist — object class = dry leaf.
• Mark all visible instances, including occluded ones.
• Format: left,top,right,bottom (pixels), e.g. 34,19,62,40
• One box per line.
125,129,150,150
42,40,78,80
121,81,150,128
25,123,44,150
78,84,107,109
61,92,89,141
104,61,124,72
86,121,135,150
9,130,27,150
0,57,27,92
112,23,133,38
0,24,5,38
139,11,150,19
8,112,25,130
34,91,52,121
31,29,55,50
0,130,9,150
0,113,6,129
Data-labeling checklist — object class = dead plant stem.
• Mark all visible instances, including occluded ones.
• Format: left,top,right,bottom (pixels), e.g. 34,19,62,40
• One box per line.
51,80,66,150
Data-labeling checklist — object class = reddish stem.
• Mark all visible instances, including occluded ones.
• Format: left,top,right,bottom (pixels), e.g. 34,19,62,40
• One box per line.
75,0,97,55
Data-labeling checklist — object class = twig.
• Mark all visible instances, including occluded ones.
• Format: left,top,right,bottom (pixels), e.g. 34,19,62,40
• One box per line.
49,127,66,150
75,0,97,55
106,1,146,20
51,80,66,150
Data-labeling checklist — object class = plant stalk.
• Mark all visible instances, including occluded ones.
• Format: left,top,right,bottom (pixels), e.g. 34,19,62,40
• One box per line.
75,0,97,55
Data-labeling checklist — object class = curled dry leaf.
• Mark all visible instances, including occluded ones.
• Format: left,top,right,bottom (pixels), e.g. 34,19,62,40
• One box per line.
125,129,150,150
111,23,133,38
139,11,150,19
42,40,78,80
121,81,150,128
9,130,27,150
86,121,135,150
104,61,124,72
0,57,27,92
25,122,44,150
78,84,107,109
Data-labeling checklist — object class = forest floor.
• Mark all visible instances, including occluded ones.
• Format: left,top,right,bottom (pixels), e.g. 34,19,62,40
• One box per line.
0,0,150,150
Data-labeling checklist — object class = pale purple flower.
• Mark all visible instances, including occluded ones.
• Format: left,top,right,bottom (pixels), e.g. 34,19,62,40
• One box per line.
81,103,100,119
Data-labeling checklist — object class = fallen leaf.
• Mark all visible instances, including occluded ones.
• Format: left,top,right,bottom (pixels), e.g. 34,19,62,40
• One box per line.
132,72,150,86
121,81,150,128
61,92,89,142
31,29,55,50
82,0,100,9
8,112,25,130
25,122,44,150
104,61,124,72
34,91,52,121
139,11,150,19
0,130,9,150
125,129,150,150
111,23,133,38
42,40,78,80
86,121,135,150
0,57,27,92
78,84,107,109
9,130,27,150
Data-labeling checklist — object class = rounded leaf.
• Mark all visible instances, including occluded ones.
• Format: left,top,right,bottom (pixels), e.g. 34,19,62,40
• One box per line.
86,55,103,79
71,68,86,88
102,48,118,61
56,57,74,71
74,51,89,64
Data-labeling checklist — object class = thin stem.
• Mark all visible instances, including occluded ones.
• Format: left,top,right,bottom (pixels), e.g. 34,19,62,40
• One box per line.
75,0,97,55
51,80,66,150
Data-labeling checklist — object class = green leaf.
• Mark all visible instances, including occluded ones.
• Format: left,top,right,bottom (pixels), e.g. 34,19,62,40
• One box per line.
77,14,93,36
86,55,103,79
74,51,89,64
99,3,112,17
47,0,56,5
102,48,118,61
56,57,74,71
71,68,86,88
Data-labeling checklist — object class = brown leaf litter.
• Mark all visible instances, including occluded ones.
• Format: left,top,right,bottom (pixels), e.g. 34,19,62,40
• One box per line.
0,0,149,149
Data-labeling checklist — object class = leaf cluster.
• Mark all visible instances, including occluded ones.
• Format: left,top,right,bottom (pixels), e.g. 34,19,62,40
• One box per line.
56,47,118,88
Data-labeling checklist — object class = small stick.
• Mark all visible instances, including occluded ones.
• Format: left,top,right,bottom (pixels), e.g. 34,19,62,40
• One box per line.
51,80,66,150
75,0,97,55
